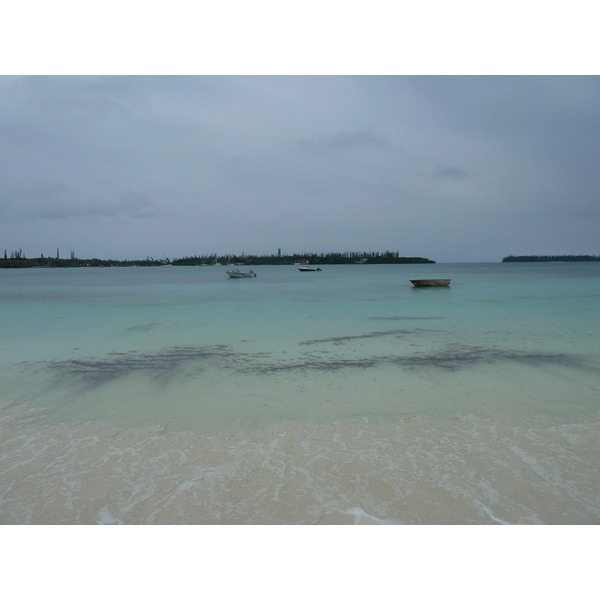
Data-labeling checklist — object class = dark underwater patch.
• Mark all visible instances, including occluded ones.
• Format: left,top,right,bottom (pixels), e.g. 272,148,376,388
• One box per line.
370,316,445,321
46,345,242,385
299,328,440,346
123,323,160,334
388,347,588,372
253,357,381,373
43,341,593,387
253,346,591,375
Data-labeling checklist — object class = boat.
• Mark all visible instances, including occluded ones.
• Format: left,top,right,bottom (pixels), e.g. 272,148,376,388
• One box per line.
298,266,322,272
410,279,450,287
226,269,257,278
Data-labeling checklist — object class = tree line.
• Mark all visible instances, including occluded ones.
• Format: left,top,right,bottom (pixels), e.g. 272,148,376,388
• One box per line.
0,249,435,268
173,251,434,265
502,255,600,262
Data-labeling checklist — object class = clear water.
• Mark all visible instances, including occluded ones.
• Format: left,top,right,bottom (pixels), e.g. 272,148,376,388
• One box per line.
1,263,599,524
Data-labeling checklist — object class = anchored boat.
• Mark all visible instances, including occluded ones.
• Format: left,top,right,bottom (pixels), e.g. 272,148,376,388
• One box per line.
226,269,257,278
410,279,450,287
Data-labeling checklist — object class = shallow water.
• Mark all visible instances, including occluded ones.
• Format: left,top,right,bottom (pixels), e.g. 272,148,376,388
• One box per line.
1,263,599,524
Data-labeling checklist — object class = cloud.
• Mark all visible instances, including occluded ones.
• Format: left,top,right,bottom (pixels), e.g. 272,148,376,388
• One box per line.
433,166,476,182
1,183,161,222
297,130,396,154
113,190,162,219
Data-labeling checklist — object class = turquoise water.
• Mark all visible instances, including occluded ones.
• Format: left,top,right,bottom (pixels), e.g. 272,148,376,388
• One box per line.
1,263,599,524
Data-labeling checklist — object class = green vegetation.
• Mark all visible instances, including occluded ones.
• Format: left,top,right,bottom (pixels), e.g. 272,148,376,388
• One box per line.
0,250,435,268
0,248,166,268
173,251,434,266
0,257,166,268
502,255,600,262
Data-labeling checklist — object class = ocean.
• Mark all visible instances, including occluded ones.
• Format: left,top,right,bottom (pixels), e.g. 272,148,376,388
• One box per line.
1,262,599,524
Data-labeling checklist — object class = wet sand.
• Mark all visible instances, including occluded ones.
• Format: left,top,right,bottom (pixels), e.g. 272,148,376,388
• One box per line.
2,400,599,525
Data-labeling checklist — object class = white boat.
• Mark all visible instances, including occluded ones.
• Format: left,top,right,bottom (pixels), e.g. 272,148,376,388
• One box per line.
298,266,322,271
226,269,257,278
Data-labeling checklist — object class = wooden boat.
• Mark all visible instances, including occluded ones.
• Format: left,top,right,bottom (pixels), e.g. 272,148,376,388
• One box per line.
410,279,450,287
298,266,322,272
226,269,256,278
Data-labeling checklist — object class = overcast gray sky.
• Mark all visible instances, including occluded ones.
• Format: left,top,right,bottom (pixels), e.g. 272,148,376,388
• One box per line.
1,75,599,262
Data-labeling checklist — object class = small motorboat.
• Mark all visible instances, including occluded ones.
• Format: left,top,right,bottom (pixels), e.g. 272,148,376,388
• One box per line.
298,266,322,272
226,269,257,278
410,279,450,287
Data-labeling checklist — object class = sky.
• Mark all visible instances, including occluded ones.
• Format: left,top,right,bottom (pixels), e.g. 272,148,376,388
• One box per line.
1,74,600,263
1,0,599,264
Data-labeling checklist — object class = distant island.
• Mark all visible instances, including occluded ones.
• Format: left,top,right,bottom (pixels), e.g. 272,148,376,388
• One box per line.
173,251,435,266
0,250,435,268
502,255,600,262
